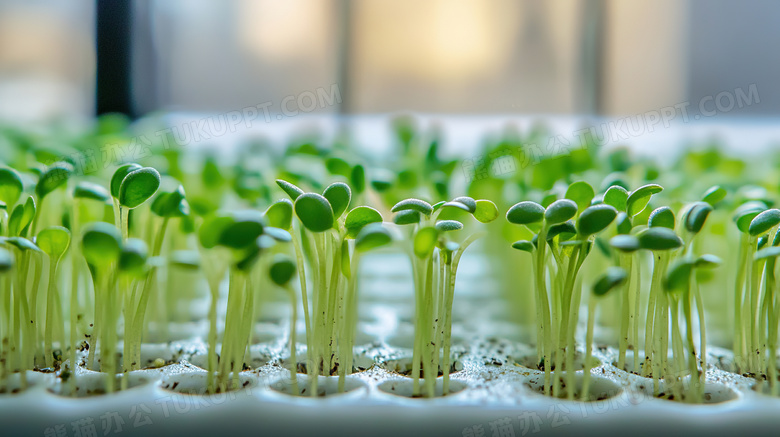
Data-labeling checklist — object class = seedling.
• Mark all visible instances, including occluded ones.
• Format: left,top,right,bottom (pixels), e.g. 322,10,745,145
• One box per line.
582,267,627,400
81,222,122,392
507,182,617,399
36,226,71,368
394,195,497,397
269,255,298,394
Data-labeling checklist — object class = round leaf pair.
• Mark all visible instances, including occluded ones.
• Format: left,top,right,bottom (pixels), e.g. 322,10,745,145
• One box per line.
356,223,393,253
592,267,627,296
82,222,122,269
36,162,74,199
0,168,23,207
506,201,545,225
626,184,663,216
392,198,433,216
118,167,161,209
345,206,383,238
294,193,334,233
37,226,71,262
577,204,617,237
323,182,351,219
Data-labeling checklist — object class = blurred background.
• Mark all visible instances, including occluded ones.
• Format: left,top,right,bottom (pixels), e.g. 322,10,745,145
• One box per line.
0,0,778,124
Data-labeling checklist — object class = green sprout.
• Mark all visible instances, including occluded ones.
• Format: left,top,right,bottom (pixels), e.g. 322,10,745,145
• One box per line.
81,222,122,392
396,195,497,397
36,226,71,369
582,267,627,400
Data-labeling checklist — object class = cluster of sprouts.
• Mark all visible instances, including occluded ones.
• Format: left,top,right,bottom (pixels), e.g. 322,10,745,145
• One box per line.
1,114,780,403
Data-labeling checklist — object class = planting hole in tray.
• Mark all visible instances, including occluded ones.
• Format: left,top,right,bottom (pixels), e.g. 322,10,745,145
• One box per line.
385,331,467,350
159,371,258,395
752,380,780,397
612,350,691,378
380,355,464,378
85,344,180,371
377,378,467,398
48,371,155,397
269,374,367,397
525,373,622,402
281,353,375,376
511,350,599,372
634,379,739,404
0,371,49,395
187,347,272,371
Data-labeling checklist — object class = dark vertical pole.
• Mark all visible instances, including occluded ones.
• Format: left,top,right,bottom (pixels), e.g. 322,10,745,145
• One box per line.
579,0,606,115
96,0,134,117
336,0,352,115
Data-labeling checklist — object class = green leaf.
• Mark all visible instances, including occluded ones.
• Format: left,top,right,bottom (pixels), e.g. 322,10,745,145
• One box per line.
577,204,617,237
264,199,294,230
603,185,629,212
545,199,578,225
592,267,627,296
269,255,297,286
626,184,663,216
110,163,142,198
323,182,351,219
695,254,722,268
648,206,675,229
506,201,545,225
755,246,780,261
391,198,433,216
565,181,595,212
0,167,23,207
393,210,421,225
413,226,438,258
637,227,683,251
664,260,694,294
733,201,767,233
615,212,632,235
36,226,71,262
609,234,640,252
350,164,366,194
749,208,780,237
702,185,726,206
442,201,471,212
473,199,499,223
198,213,234,249
151,185,189,218
3,236,41,252
345,206,383,238
356,223,393,252
74,182,110,202
81,222,122,268
35,162,74,199
435,220,463,232
119,167,161,209
0,247,12,273
263,226,292,242
276,179,305,201
511,240,535,253
294,193,334,233
325,157,351,177
218,211,265,249
684,202,713,234
188,195,219,217
450,196,477,213
546,221,576,241
119,238,148,276
8,197,35,236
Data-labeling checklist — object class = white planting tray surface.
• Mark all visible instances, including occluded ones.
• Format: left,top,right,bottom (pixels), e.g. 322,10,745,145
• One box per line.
2,253,778,437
